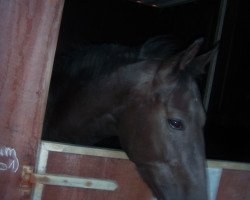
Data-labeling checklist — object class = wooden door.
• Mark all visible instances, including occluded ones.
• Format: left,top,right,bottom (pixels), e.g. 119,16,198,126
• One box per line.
31,141,153,200
0,0,64,199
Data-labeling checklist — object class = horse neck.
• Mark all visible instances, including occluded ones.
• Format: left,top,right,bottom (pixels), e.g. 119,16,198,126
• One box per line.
82,61,155,118
84,63,150,115
45,61,156,144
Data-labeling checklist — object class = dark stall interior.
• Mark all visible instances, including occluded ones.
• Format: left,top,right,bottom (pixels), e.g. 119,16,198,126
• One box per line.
43,0,250,162
205,0,250,162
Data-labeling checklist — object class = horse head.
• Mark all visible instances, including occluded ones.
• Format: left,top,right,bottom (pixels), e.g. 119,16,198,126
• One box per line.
43,36,214,199
117,38,214,200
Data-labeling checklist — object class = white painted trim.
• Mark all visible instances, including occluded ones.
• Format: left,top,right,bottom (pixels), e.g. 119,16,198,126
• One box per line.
42,140,128,159
33,173,118,191
203,0,228,110
32,141,50,200
41,141,250,171
207,168,223,200
207,160,250,171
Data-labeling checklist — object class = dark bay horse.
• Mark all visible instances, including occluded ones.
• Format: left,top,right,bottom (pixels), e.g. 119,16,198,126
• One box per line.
43,36,213,200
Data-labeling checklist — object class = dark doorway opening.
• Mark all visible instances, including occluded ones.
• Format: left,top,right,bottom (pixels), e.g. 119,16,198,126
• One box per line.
43,0,250,162
205,1,250,162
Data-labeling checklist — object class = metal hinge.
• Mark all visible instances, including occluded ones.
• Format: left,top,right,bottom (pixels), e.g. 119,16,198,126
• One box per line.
20,165,118,195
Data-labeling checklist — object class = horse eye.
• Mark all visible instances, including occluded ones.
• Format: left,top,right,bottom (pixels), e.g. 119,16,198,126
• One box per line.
168,119,185,130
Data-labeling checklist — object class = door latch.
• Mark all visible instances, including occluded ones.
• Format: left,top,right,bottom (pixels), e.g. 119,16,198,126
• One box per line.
20,165,118,195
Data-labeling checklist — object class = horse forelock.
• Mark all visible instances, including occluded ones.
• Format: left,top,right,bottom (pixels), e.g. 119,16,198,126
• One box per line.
165,74,203,112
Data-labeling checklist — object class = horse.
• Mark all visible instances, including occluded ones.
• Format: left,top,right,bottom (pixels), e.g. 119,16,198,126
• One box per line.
42,36,213,200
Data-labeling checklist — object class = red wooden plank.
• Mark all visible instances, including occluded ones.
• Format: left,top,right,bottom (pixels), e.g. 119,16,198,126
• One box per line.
43,152,153,200
0,0,64,199
217,169,250,200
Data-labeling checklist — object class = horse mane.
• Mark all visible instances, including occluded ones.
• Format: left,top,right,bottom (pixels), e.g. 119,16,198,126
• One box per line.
52,36,179,85
52,43,137,83
48,36,205,105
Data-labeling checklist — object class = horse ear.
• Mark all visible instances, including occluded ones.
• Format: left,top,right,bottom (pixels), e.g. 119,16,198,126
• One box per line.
155,38,216,81
178,38,204,70
187,48,217,75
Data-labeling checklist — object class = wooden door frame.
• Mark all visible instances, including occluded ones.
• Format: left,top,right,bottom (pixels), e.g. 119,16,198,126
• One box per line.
0,0,64,199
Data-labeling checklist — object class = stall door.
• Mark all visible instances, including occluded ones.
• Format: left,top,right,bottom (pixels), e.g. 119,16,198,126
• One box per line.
0,0,64,199
31,141,153,200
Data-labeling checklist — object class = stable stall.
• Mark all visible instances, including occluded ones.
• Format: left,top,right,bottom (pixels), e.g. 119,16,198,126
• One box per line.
0,0,249,200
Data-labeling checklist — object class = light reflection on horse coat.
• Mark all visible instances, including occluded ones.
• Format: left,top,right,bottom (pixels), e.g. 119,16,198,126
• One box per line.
43,36,214,200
